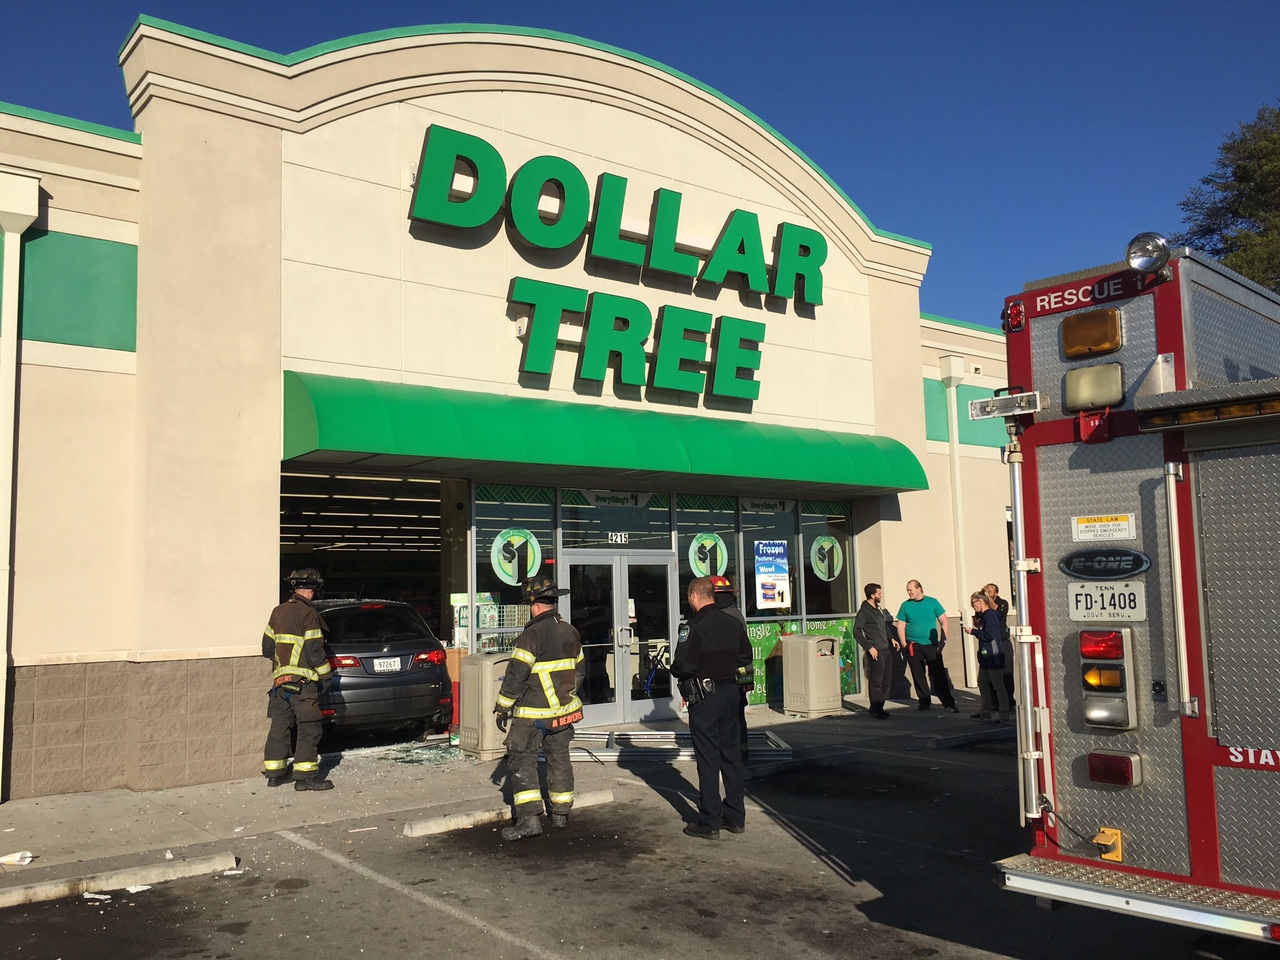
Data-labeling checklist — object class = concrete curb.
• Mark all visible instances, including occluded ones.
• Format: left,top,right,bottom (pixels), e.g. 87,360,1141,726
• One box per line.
402,788,615,837
0,852,238,909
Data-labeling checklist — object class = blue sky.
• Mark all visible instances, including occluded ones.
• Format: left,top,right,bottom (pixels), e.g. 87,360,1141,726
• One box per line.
3,1,1278,329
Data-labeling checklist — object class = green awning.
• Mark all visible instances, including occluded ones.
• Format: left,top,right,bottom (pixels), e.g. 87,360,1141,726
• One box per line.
283,371,927,497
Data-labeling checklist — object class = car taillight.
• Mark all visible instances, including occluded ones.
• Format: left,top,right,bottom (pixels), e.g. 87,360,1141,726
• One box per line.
360,603,386,609
321,708,337,717
1079,630,1124,659
329,655,361,669
414,649,446,665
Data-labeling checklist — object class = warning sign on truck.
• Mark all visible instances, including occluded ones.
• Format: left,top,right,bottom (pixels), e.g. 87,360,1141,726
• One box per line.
1072,514,1136,542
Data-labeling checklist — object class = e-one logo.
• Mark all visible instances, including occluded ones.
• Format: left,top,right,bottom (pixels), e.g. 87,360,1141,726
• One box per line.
1058,548,1150,581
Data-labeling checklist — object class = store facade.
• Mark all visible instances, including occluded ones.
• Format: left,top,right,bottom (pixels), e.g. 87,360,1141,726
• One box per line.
0,19,1008,799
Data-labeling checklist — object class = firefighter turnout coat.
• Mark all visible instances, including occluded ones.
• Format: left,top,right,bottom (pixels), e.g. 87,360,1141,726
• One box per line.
495,610,585,725
262,595,332,687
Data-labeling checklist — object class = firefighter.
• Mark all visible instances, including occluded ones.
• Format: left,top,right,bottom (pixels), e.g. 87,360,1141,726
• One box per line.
710,575,752,761
493,575,585,840
261,568,334,791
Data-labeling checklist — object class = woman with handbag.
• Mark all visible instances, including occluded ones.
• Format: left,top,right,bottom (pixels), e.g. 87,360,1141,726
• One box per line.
969,591,1010,725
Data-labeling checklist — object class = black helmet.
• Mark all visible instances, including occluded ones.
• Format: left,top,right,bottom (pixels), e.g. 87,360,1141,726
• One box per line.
286,568,324,590
520,575,568,604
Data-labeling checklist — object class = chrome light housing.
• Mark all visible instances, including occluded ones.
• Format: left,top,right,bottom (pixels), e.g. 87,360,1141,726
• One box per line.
1126,232,1171,275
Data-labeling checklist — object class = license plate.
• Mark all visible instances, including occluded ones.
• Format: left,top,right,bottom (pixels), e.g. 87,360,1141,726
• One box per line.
1067,581,1146,622
373,657,401,673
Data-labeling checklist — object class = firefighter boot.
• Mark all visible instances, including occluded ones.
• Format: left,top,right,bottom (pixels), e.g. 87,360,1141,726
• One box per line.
294,778,334,791
501,815,543,841
550,813,569,828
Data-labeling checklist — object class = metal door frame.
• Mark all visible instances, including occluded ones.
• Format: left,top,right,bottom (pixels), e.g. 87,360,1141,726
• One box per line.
559,549,679,726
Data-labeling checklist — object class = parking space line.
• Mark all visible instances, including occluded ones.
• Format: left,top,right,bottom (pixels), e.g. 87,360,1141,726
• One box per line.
277,829,572,960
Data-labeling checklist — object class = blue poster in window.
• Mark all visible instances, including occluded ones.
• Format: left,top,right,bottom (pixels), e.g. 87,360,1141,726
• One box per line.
754,540,791,609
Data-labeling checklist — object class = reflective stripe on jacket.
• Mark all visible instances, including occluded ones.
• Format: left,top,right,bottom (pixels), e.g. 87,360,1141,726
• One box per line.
495,610,584,720
263,595,332,685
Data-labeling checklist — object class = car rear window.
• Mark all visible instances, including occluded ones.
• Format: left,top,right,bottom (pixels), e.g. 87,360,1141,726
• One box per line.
324,605,436,645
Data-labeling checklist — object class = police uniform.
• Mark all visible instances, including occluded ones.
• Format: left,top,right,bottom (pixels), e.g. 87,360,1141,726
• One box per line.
673,601,752,836
262,591,333,786
495,596,585,839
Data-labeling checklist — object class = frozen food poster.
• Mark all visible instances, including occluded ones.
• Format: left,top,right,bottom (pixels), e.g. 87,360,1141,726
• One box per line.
753,540,791,609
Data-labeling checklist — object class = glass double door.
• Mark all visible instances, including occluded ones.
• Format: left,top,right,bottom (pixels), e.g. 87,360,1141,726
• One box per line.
560,551,679,725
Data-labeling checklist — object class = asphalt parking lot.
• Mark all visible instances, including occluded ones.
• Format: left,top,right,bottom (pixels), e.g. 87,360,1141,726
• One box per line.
5,717,1271,960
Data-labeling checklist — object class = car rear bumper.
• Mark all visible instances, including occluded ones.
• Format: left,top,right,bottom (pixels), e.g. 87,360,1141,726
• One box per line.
320,674,451,728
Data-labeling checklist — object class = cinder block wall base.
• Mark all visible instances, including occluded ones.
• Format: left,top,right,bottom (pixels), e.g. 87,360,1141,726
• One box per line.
7,657,270,800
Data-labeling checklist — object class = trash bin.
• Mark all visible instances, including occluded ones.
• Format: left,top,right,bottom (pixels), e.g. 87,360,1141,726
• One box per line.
458,652,511,760
780,634,842,718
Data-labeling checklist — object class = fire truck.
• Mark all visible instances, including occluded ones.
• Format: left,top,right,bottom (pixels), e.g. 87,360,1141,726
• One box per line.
974,234,1280,944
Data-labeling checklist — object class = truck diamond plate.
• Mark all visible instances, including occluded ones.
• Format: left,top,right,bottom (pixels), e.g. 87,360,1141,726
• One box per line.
1193,443,1280,746
1035,438,1190,875
1000,853,1280,919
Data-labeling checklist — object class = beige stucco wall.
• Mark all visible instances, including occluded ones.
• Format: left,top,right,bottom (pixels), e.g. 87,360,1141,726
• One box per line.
131,97,284,660
12,366,135,662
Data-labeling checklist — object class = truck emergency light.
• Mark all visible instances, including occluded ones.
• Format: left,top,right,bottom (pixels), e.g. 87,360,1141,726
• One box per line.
1079,630,1125,659
1080,627,1137,730
1087,750,1143,787
968,390,1047,421
1139,396,1280,431
1126,232,1172,276
1062,307,1122,359
1002,299,1025,333
1065,362,1124,412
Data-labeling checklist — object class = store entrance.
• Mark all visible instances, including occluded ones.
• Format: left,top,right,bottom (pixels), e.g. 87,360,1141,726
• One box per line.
560,551,679,726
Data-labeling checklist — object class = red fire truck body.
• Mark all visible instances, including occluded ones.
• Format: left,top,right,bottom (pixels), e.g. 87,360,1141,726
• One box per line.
990,240,1280,943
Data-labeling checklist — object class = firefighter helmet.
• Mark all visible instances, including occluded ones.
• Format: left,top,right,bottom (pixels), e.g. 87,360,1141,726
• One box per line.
520,575,569,604
710,575,734,594
285,568,325,590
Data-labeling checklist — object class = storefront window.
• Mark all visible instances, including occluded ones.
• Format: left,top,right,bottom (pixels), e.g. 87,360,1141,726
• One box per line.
676,494,739,618
471,484,555,652
561,489,672,549
801,501,854,616
740,497,798,618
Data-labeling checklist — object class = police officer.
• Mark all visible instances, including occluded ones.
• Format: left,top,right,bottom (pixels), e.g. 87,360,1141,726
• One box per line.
674,576,752,839
262,568,334,790
493,575,585,841
710,575,752,761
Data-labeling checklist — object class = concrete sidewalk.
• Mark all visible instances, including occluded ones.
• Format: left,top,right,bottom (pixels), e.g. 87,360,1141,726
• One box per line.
0,694,1012,906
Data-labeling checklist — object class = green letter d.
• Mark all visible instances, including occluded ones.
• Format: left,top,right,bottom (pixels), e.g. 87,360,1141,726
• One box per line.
410,125,506,229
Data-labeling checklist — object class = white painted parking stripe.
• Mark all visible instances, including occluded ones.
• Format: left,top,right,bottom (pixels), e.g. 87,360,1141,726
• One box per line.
278,829,572,960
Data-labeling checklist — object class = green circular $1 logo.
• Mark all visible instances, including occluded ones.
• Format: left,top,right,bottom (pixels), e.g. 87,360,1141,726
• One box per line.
810,536,843,582
490,528,543,586
687,532,728,578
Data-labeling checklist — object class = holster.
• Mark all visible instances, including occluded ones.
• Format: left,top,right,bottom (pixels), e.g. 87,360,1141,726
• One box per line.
677,677,715,704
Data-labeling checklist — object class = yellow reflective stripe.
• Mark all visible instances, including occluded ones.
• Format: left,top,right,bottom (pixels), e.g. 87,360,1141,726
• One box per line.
538,669,561,711
303,628,323,641
293,761,319,773
495,693,516,709
314,661,332,678
513,789,542,806
531,658,578,673
263,759,288,771
511,647,537,665
512,696,582,720
548,791,574,805
264,626,277,640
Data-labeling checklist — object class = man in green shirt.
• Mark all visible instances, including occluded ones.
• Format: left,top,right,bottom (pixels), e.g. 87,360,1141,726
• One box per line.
896,580,957,712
